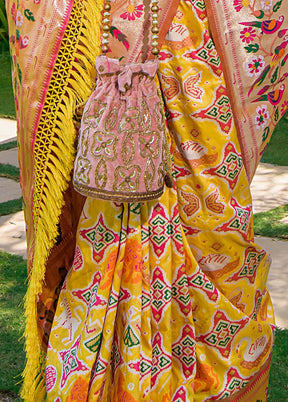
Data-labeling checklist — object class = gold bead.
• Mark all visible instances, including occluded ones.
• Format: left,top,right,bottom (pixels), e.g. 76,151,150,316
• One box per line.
152,26,159,34
102,24,110,32
101,44,109,53
151,5,159,12
104,3,111,10
151,47,159,56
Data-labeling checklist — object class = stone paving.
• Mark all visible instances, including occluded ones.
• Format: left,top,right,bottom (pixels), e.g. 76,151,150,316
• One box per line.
0,119,287,328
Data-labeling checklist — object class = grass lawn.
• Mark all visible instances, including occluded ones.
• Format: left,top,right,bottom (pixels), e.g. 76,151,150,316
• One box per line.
254,205,288,239
261,116,288,167
0,252,26,400
0,51,15,119
0,140,17,151
0,252,287,401
0,198,22,217
0,163,20,181
268,327,288,401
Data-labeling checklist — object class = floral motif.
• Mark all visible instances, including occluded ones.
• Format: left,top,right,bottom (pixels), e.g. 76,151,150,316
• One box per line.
233,0,250,13
245,55,265,77
120,4,144,21
240,27,256,44
17,35,29,49
260,0,273,11
254,105,269,129
15,10,23,27
119,107,141,132
281,100,288,116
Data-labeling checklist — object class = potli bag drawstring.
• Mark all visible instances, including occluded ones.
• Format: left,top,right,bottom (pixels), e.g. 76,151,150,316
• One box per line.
73,0,173,202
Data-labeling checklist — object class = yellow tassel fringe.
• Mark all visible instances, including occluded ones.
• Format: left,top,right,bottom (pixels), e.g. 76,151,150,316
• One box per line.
21,0,102,400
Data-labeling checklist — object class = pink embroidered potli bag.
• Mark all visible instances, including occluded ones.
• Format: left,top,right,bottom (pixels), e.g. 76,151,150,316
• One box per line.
73,0,173,202
73,56,172,202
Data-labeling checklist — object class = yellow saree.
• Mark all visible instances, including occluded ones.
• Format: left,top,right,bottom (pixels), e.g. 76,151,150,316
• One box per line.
6,0,288,400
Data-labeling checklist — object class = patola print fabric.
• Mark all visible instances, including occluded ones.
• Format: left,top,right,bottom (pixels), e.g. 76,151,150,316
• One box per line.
45,1,275,400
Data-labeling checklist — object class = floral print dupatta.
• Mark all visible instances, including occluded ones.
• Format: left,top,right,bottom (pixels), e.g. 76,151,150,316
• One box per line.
206,0,288,182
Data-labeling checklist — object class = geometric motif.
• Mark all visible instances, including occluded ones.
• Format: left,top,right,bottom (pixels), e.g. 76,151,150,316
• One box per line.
123,325,140,348
171,204,186,255
172,324,196,379
226,246,266,285
111,331,124,373
172,265,192,316
215,198,252,242
181,223,202,238
173,164,192,179
119,287,131,304
94,358,108,375
84,333,102,354
59,336,89,388
192,85,233,134
141,289,151,310
151,267,172,323
108,290,119,308
209,367,249,400
202,143,243,190
197,311,248,359
151,332,172,388
72,272,103,308
188,270,219,302
190,0,207,21
149,204,171,257
184,30,222,77
140,355,152,380
80,214,120,263
172,386,188,401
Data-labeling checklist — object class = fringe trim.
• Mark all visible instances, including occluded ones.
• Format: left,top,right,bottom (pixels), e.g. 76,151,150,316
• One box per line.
21,0,102,400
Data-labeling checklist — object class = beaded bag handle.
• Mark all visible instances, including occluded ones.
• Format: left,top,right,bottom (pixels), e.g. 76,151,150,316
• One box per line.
100,0,173,189
101,0,160,58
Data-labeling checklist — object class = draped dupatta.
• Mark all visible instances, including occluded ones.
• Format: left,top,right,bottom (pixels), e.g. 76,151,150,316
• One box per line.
206,0,288,182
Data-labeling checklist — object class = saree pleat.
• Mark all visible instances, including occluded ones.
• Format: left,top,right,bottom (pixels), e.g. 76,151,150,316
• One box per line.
45,1,275,400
